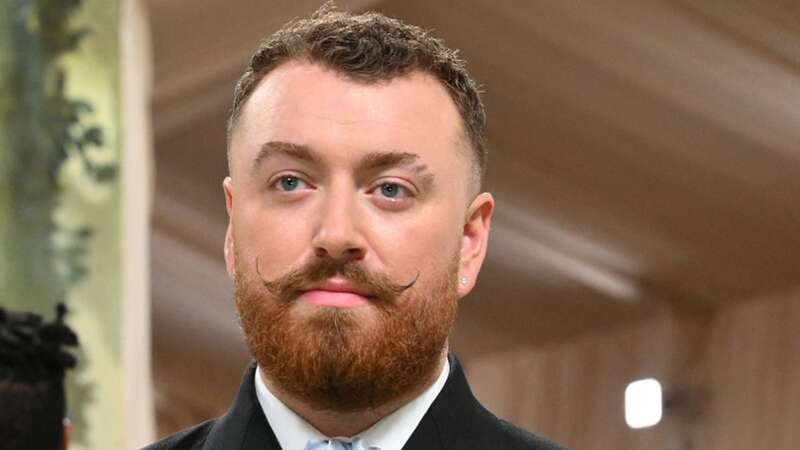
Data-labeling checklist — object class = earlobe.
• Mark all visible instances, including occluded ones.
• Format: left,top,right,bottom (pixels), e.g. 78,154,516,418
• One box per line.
223,177,236,279
62,418,70,450
458,192,494,297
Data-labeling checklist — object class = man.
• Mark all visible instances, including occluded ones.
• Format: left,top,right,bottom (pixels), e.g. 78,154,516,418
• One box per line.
147,5,567,450
0,304,78,450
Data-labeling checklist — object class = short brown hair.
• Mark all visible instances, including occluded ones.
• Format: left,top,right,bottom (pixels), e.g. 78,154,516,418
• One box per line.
227,4,487,185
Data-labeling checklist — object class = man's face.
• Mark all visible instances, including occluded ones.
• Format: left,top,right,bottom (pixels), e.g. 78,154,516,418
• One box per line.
224,61,493,410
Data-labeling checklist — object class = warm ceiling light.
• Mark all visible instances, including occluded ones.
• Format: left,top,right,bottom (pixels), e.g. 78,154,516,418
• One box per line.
625,378,663,429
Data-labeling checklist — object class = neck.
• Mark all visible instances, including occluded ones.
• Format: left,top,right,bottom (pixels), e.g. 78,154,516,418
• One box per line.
260,348,448,437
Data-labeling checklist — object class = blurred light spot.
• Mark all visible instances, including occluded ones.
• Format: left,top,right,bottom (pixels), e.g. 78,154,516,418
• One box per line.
625,378,662,429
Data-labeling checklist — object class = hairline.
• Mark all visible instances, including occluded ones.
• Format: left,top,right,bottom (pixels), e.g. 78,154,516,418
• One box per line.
225,59,483,193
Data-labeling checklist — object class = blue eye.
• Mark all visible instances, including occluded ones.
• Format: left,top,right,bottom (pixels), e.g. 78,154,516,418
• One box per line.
277,175,304,191
379,183,404,198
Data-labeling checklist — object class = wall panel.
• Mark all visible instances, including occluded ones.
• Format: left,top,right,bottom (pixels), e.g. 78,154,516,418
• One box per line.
467,290,800,450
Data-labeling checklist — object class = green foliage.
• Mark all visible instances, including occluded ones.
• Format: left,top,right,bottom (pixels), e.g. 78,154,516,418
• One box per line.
1,0,118,445
55,225,93,286
3,0,117,291
30,0,87,56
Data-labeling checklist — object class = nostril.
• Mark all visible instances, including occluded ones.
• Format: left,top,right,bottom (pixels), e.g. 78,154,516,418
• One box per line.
313,245,364,261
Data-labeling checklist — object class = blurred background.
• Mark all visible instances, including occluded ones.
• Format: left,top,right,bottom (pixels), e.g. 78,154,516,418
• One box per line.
2,0,799,449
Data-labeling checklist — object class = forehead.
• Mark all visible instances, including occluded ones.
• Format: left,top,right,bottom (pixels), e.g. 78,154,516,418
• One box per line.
229,60,469,175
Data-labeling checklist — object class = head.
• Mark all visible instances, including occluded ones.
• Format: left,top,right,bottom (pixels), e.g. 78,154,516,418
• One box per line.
224,4,493,411
0,304,78,450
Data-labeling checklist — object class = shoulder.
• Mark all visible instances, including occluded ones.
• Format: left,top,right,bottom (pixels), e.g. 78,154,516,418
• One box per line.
430,354,570,450
140,419,216,450
464,402,568,450
495,417,569,450
434,392,568,449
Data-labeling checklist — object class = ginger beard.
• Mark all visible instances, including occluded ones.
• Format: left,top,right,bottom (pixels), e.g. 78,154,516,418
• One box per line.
233,249,460,412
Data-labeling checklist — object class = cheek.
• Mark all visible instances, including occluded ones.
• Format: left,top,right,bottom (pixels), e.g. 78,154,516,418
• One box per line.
369,204,462,274
234,204,311,275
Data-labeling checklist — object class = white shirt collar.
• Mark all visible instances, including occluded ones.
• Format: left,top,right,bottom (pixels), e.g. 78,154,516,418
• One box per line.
254,358,450,450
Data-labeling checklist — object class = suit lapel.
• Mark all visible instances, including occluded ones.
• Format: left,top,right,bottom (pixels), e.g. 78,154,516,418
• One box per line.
402,353,482,450
204,362,282,450
204,355,483,450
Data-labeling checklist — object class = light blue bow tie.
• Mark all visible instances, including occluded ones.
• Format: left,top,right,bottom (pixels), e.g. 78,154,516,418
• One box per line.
304,437,380,450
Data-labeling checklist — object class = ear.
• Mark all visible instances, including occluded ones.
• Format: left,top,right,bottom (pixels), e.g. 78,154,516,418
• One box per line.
458,192,494,297
223,177,236,280
62,418,70,450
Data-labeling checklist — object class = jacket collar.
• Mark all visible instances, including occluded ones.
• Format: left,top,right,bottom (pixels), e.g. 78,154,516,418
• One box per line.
202,353,479,450
203,363,281,450
403,353,483,450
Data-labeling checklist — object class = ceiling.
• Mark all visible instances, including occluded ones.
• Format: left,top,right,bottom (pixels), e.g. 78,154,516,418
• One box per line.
146,0,800,429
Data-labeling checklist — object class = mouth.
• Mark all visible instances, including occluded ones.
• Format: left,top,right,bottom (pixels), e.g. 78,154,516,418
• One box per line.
297,279,373,308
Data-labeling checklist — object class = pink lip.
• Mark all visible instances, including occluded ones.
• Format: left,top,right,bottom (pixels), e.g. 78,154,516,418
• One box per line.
298,279,371,308
298,290,370,307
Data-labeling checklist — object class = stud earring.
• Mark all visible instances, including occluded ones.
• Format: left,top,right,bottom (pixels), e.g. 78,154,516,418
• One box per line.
459,276,469,285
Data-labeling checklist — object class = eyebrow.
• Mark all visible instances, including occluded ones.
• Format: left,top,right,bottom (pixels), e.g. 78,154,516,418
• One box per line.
356,151,431,178
252,141,436,189
251,141,317,175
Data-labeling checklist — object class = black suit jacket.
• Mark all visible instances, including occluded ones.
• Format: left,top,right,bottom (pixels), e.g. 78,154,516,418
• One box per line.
143,354,568,450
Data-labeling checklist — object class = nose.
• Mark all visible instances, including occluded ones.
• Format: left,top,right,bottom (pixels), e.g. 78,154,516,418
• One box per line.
310,186,367,262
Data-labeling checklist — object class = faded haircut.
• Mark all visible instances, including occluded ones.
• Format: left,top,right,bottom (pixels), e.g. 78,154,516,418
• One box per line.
227,3,487,187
